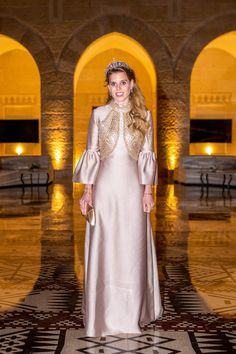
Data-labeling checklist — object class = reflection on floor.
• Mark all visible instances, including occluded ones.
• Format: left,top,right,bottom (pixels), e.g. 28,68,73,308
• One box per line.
0,182,235,353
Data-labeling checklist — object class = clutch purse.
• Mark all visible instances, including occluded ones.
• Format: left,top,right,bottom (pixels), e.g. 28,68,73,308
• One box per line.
84,204,96,226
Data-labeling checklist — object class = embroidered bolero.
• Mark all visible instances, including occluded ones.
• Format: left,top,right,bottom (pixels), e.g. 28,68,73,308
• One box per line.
73,103,158,185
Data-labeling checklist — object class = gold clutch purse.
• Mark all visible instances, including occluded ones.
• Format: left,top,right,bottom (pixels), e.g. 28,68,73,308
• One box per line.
84,205,96,226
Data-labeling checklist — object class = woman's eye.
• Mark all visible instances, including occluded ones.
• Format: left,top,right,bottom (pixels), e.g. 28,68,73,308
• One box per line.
110,82,116,87
121,81,127,86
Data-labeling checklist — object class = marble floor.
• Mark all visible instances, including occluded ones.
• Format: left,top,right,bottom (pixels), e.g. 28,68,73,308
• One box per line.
0,181,236,353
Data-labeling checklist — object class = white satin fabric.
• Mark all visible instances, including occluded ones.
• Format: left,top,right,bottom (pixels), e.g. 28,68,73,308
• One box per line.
73,103,162,337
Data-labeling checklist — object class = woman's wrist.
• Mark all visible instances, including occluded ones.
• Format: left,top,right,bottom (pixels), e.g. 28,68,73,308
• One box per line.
84,184,93,193
144,185,153,195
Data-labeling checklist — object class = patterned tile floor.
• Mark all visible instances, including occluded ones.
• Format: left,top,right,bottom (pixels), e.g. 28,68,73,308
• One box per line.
0,181,236,353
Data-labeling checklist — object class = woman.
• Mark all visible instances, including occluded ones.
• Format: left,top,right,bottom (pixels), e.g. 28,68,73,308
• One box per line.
73,60,162,337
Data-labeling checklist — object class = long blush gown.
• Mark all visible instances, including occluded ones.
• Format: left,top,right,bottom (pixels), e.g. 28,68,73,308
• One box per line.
73,102,162,337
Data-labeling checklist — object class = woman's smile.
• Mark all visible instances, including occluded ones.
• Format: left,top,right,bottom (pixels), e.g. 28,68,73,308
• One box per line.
108,71,133,105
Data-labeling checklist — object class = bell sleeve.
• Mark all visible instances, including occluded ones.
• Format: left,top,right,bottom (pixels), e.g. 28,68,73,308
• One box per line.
72,110,100,184
138,111,158,185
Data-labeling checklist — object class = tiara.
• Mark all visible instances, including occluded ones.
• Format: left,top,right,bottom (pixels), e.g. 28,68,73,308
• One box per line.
105,60,130,76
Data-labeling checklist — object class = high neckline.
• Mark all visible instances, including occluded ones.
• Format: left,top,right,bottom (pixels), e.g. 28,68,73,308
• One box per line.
110,100,131,113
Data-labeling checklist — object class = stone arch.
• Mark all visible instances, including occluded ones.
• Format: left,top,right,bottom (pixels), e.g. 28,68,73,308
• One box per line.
58,14,172,75
0,16,55,73
175,12,236,83
73,32,158,172
58,14,174,176
0,16,56,154
161,12,236,174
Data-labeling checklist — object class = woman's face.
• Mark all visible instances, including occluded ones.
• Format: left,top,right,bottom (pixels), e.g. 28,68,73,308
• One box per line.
108,71,133,106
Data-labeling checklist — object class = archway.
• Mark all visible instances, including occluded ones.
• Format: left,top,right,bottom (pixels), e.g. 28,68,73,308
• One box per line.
0,15,58,171
0,34,41,156
0,18,54,310
190,31,236,156
73,32,157,168
59,13,172,175
174,12,236,168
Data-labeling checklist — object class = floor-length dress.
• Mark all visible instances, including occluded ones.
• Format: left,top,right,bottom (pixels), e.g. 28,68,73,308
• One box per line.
73,102,162,337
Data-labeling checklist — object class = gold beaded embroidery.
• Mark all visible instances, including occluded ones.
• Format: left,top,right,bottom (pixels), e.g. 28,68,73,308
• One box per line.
98,108,120,160
98,104,146,160
123,112,145,160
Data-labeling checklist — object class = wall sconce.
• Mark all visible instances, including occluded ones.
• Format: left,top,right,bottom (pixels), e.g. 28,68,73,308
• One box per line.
54,149,62,170
16,145,23,156
205,145,213,155
55,149,61,163
169,154,176,170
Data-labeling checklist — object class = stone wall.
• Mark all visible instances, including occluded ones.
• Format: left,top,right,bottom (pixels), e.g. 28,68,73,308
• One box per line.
0,0,236,176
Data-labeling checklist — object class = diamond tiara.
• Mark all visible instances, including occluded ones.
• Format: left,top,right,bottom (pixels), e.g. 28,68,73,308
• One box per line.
105,60,130,76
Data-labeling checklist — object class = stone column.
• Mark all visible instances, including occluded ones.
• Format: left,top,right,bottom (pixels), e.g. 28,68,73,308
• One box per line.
157,79,189,176
41,71,73,178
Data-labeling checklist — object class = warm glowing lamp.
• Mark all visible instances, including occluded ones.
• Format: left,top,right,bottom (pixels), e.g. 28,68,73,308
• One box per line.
54,148,62,169
205,145,213,155
16,145,23,156
55,149,61,163
169,155,176,170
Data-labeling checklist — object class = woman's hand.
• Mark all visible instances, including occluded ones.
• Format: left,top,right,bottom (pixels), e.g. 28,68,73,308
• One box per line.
143,186,155,213
79,186,93,215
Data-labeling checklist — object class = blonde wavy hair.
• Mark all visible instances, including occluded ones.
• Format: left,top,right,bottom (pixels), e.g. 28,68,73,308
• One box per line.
105,64,149,137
